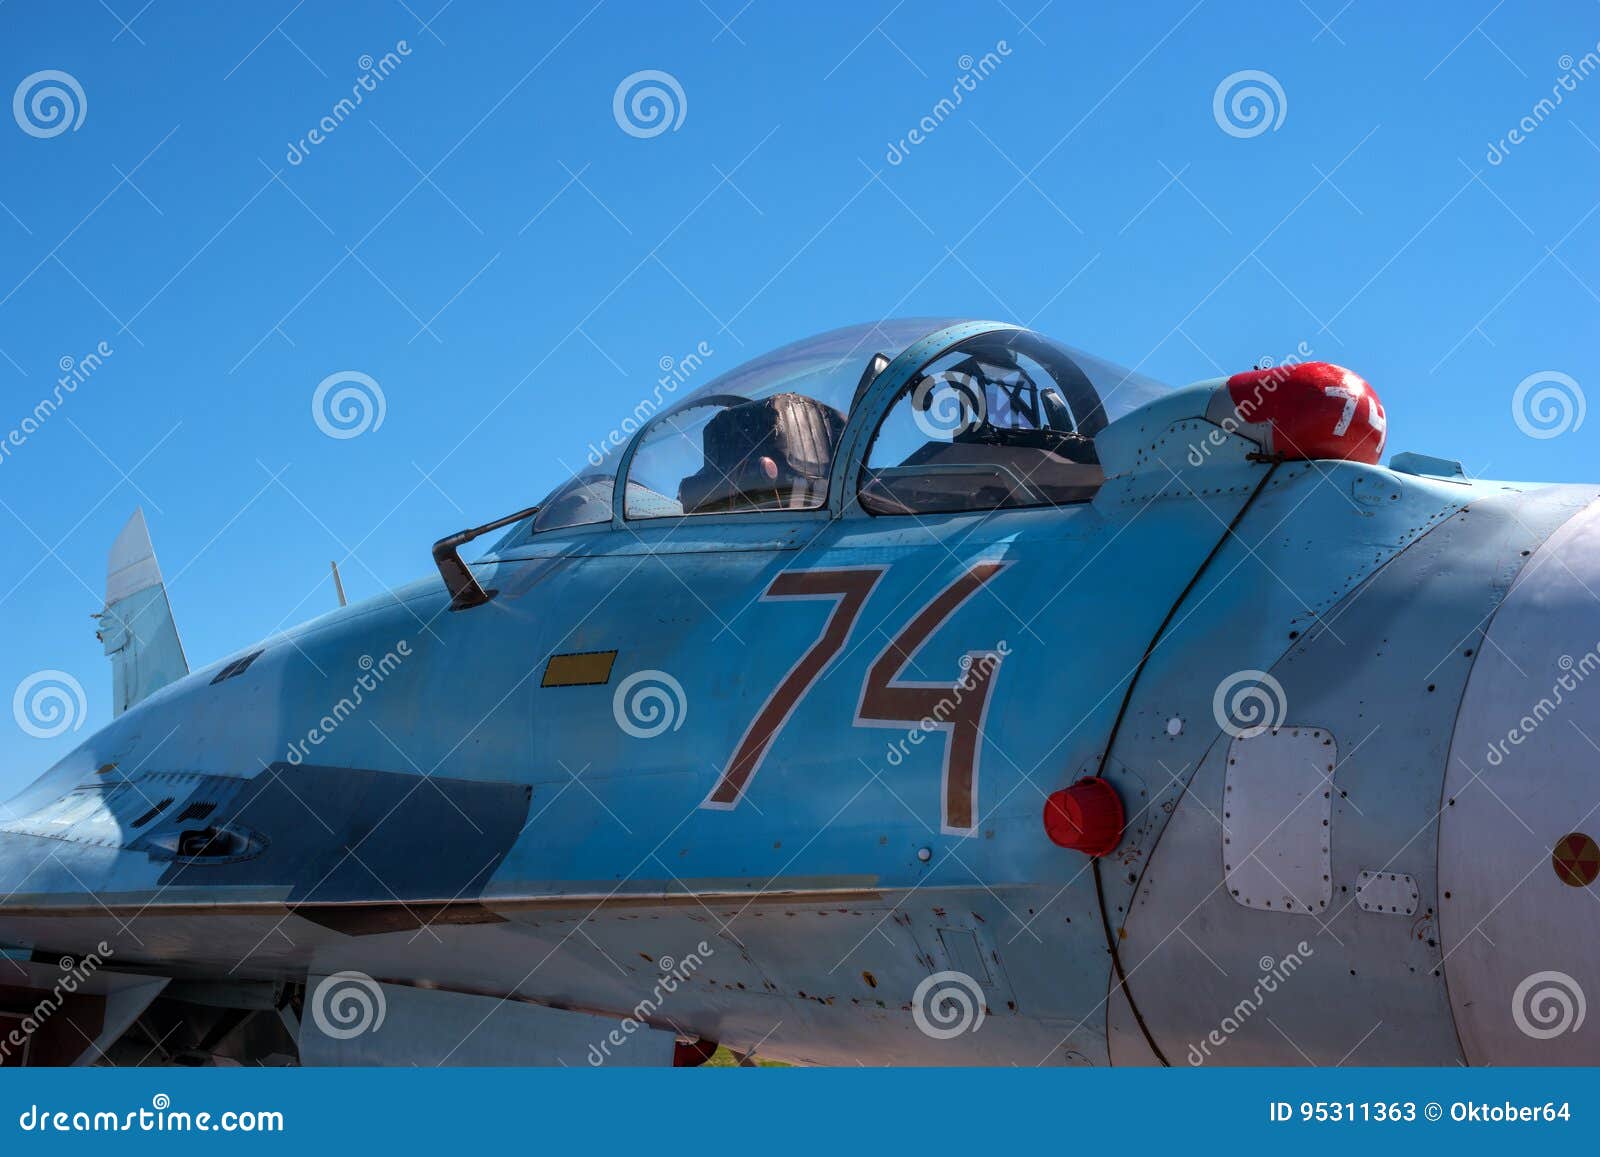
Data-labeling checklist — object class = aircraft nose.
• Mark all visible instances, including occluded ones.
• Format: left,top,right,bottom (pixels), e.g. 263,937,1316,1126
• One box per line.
1440,497,1600,1064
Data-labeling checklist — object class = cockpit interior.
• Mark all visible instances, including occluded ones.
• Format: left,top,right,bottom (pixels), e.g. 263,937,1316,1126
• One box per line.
496,319,1169,549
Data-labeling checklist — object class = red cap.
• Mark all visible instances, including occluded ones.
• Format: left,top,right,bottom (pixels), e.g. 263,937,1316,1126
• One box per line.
1043,778,1124,857
1222,361,1386,464
673,1038,719,1067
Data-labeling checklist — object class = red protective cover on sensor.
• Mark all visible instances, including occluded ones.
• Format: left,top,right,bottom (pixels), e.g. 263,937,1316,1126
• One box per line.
1043,778,1124,857
1225,362,1387,464
673,1038,719,1067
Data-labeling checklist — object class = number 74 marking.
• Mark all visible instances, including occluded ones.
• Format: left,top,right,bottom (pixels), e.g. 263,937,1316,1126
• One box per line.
702,562,1007,834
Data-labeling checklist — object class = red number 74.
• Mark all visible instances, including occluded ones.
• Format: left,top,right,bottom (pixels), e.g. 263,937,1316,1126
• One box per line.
702,563,1006,834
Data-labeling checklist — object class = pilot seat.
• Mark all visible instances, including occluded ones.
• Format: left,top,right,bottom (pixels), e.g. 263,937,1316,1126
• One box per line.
677,392,846,514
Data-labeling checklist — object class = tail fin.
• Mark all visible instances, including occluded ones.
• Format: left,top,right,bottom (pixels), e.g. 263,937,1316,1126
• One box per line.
96,509,188,714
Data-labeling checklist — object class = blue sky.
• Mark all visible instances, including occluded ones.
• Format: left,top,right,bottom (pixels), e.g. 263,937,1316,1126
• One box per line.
1,0,1597,795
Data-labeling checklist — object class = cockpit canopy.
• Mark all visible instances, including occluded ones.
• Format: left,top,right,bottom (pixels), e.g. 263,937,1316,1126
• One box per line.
510,319,1169,543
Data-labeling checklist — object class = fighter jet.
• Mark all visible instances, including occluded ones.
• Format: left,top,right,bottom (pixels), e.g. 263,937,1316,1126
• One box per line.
0,318,1593,1067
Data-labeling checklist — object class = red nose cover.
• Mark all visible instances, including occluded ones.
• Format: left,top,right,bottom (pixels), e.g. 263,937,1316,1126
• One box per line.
673,1038,719,1067
1043,778,1124,857
1225,362,1387,463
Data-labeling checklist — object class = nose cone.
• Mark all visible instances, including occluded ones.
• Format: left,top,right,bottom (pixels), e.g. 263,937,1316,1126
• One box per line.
1441,498,1600,1064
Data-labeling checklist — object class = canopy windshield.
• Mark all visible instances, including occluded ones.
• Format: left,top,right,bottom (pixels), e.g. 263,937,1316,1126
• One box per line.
506,320,1171,540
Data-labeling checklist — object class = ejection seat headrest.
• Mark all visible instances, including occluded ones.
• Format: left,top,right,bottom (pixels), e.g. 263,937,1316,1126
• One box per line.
677,392,846,514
